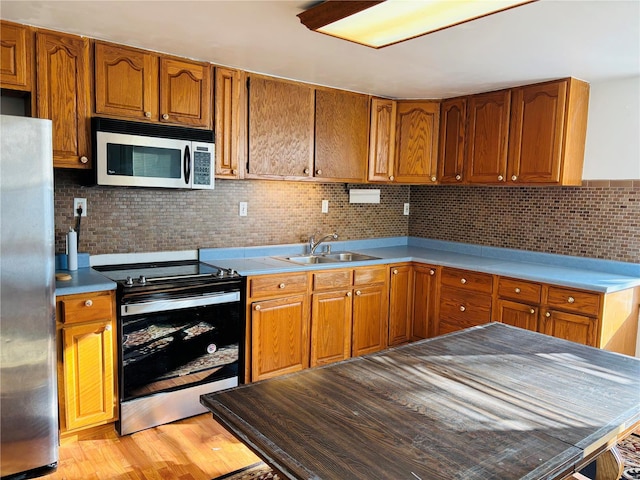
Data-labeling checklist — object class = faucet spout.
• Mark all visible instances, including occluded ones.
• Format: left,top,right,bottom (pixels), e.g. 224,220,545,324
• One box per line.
309,232,338,255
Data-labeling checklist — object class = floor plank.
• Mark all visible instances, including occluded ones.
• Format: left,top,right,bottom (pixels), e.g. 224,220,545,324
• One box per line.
42,414,260,480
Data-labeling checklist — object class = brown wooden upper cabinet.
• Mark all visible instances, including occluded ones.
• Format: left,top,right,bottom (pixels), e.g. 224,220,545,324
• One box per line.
394,101,440,184
438,97,466,184
368,97,396,182
215,67,244,179
0,20,33,92
246,75,314,179
465,89,511,184
508,78,589,185
94,41,212,129
314,88,369,182
36,30,91,169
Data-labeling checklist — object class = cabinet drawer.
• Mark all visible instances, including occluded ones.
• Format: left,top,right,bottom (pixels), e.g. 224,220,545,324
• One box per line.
441,268,493,293
312,269,352,291
438,286,492,324
249,273,308,299
354,266,387,286
546,286,600,317
498,277,541,304
59,292,114,324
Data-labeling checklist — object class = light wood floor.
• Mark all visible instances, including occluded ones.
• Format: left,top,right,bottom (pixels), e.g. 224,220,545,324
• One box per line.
42,414,260,480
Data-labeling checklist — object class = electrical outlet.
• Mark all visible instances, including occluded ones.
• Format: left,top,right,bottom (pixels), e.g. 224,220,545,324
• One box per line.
403,203,410,215
239,202,248,217
74,198,87,217
321,199,329,214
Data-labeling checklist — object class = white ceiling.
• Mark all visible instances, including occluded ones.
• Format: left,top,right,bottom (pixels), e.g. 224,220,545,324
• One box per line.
2,0,639,99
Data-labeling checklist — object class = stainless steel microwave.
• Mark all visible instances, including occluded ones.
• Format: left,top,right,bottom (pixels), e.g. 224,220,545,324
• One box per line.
92,118,215,189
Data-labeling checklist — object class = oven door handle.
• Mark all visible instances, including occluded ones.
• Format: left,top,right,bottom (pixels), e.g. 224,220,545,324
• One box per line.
121,291,240,316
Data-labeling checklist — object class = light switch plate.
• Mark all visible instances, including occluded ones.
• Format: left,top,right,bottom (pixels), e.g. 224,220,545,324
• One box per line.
321,200,329,214
239,202,248,217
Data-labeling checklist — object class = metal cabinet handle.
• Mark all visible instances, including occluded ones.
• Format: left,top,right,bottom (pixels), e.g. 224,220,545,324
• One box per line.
162,113,169,120
346,292,352,297
459,305,466,312
498,175,504,181
567,296,575,304
316,169,322,175
530,309,535,314
545,312,551,318
455,174,462,181
80,156,89,164
104,324,112,331
515,288,521,294
389,175,394,181
393,269,398,275
511,175,518,181
355,290,362,296
144,111,152,118
232,169,238,175
84,299,93,307
279,283,286,289
303,168,310,174
255,305,261,311
429,269,435,275
431,176,436,182
460,278,467,284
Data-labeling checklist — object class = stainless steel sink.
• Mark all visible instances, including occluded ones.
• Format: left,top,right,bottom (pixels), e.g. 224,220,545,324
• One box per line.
277,251,380,265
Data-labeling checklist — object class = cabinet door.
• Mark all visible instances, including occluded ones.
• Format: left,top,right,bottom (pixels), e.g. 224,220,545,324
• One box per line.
394,101,440,184
508,80,567,184
36,31,91,169
496,299,538,332
315,89,369,182
247,76,314,178
352,284,388,356
94,42,159,121
215,67,243,178
466,90,510,184
311,290,352,367
388,265,413,346
368,98,396,182
0,21,33,91
159,57,212,128
62,319,115,431
251,295,310,381
438,97,466,184
412,265,438,340
541,310,597,347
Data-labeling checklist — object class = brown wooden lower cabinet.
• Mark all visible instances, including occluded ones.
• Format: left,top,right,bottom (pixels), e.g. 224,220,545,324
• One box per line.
540,309,597,346
496,299,539,332
412,265,439,340
388,264,414,346
351,266,389,356
56,290,117,434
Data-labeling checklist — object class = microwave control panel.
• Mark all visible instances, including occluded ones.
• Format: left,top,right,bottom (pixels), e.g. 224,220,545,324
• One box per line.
192,143,214,189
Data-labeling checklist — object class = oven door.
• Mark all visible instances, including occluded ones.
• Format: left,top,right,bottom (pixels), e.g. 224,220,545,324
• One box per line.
119,290,241,402
96,130,192,189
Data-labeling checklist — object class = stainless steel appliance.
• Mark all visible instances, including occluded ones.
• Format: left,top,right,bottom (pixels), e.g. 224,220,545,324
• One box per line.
93,117,215,189
93,261,244,435
0,115,58,478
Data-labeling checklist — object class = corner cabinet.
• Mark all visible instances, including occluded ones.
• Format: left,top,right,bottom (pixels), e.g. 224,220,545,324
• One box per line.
94,41,212,129
56,290,117,434
394,101,440,184
36,30,91,169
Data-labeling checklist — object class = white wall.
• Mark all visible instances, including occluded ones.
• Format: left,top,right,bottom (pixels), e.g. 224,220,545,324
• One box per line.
583,75,640,180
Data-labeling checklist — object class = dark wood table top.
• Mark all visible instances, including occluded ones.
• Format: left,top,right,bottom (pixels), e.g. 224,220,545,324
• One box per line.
201,323,640,480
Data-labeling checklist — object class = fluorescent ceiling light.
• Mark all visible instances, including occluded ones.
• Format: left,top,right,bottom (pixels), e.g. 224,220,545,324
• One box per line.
298,0,536,49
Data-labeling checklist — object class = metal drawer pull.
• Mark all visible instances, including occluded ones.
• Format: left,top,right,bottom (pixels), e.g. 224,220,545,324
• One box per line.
279,283,286,289
515,288,521,294
567,296,575,303
429,270,435,275
459,305,466,312
460,278,467,284
84,299,93,307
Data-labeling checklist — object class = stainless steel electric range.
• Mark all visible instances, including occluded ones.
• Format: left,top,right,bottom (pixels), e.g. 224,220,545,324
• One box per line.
94,260,245,435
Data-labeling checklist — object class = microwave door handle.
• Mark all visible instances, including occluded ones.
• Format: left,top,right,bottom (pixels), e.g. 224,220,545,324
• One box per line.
184,144,191,185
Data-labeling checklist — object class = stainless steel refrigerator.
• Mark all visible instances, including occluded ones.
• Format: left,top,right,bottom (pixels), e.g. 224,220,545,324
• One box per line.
1,115,58,478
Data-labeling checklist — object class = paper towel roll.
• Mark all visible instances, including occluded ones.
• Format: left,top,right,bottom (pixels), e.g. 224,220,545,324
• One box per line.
67,228,78,271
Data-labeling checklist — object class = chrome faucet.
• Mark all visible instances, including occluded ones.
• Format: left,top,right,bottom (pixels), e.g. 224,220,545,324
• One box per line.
309,232,338,255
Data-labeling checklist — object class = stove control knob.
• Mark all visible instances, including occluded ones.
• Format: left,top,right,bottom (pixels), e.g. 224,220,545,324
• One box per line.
229,269,237,276
125,276,134,286
138,275,147,285
217,270,225,277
